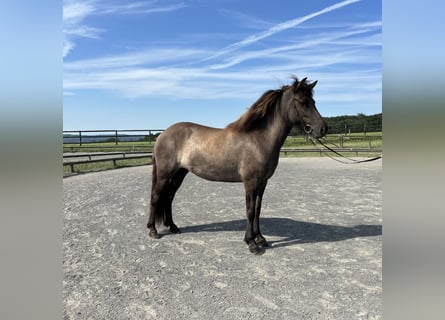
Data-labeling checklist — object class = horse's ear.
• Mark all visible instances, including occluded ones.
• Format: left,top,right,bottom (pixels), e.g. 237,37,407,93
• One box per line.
308,80,318,90
295,77,307,91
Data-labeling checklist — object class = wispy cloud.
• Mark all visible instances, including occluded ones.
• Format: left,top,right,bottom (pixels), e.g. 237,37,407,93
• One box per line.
218,9,274,30
64,48,210,70
63,0,96,24
100,1,187,14
64,41,380,102
207,22,380,70
63,0,187,58
63,0,99,57
203,0,362,61
64,0,380,113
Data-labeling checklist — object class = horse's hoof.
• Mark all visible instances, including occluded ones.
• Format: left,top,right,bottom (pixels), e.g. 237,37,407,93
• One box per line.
248,243,265,255
149,229,161,239
169,224,181,234
256,237,269,248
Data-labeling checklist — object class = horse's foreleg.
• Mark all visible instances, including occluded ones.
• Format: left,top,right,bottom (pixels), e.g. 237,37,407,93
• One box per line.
253,182,268,248
244,191,258,253
243,181,264,254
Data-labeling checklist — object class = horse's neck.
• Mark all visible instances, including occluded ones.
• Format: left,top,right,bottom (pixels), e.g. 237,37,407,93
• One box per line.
261,99,293,155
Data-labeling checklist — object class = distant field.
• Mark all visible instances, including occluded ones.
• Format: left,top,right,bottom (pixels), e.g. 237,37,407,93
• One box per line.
63,157,152,175
63,141,156,153
64,132,382,152
283,132,382,149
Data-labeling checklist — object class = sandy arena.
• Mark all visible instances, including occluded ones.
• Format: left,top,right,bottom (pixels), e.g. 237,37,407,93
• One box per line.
63,157,382,319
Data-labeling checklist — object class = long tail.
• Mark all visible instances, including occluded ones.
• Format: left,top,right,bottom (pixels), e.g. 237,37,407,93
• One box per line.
151,154,157,197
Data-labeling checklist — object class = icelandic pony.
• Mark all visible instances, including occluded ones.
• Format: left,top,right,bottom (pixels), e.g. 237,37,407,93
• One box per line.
147,77,327,254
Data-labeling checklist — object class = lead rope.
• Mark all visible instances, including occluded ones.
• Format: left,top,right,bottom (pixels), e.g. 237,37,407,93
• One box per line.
308,136,382,164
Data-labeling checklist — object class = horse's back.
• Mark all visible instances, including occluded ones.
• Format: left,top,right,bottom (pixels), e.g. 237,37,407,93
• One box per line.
154,122,245,182
156,122,222,150
154,121,221,159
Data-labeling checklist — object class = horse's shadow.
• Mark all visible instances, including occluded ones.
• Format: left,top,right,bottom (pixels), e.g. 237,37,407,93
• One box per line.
178,217,382,249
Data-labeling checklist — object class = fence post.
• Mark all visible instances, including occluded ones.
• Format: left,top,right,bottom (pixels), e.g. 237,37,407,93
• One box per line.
115,130,118,145
79,131,82,146
149,130,152,144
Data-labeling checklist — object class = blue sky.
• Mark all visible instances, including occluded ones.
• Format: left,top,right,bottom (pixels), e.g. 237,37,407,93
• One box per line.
63,0,381,130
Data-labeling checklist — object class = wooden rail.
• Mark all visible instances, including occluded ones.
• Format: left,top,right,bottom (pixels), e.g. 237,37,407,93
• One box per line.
63,152,153,173
280,148,382,157
63,145,154,152
63,129,164,146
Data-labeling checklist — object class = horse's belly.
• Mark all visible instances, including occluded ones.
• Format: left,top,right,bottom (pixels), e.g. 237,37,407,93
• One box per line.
189,166,242,182
179,136,243,182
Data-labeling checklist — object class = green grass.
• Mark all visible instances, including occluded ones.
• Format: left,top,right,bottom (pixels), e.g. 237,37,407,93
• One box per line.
64,157,153,176
283,132,382,149
63,141,155,153
280,150,382,158
321,134,382,149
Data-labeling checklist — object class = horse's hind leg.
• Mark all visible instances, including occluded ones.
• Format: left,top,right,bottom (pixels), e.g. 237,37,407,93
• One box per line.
147,175,169,239
163,168,188,234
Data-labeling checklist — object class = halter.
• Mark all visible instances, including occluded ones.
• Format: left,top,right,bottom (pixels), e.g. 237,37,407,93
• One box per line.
309,137,382,164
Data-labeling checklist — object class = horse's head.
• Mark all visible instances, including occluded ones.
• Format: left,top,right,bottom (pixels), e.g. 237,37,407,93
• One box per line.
286,77,328,138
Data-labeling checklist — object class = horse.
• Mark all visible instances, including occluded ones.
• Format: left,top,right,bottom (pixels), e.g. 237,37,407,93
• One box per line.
146,76,328,254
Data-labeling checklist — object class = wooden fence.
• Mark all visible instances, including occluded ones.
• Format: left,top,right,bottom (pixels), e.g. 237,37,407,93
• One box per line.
63,129,381,174
63,148,382,174
63,129,164,146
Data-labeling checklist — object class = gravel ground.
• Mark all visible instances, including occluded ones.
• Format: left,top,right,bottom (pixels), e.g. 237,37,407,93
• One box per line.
63,157,382,320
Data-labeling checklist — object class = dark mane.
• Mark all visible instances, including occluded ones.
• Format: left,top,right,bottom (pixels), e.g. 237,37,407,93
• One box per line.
226,88,285,132
289,76,315,98
226,77,314,132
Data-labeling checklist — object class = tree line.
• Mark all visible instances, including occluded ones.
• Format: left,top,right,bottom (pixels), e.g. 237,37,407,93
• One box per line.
290,113,382,135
